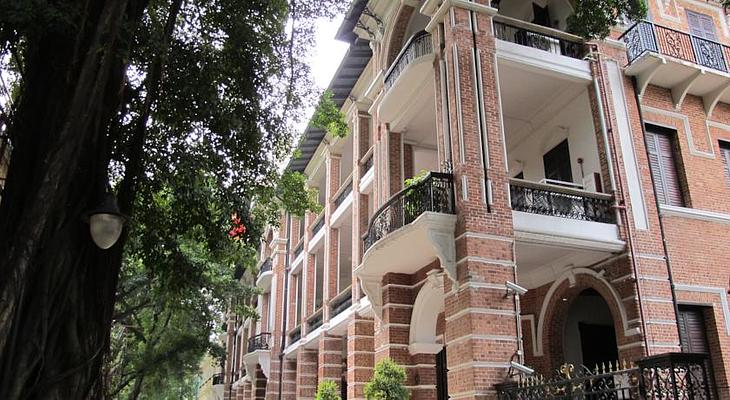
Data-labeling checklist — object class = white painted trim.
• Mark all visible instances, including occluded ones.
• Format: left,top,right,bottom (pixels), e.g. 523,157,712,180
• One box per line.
521,314,539,357
494,53,509,173
534,267,635,357
607,60,649,230
660,204,730,225
642,106,716,159
455,231,515,242
409,270,446,353
452,44,465,165
675,283,730,335
495,40,592,82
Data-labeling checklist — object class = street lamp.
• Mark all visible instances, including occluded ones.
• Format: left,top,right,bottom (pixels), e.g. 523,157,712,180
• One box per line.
84,192,127,249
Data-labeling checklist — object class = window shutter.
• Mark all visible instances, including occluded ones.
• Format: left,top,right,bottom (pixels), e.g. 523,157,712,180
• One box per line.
646,129,684,206
687,10,718,41
678,307,710,354
721,142,730,186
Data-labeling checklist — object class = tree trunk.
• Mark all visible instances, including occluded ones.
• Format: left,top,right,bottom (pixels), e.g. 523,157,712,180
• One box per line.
129,375,145,400
0,1,148,398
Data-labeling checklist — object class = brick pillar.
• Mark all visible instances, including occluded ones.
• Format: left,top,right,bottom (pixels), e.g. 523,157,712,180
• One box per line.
352,111,371,298
387,129,403,196
253,366,267,400
241,380,252,400
281,359,297,400
437,3,520,399
304,211,316,318
374,274,414,383
411,352,438,400
347,316,375,400
324,151,341,320
296,349,319,399
318,334,344,387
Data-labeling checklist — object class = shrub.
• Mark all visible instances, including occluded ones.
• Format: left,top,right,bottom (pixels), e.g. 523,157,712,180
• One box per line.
364,359,410,400
315,380,341,400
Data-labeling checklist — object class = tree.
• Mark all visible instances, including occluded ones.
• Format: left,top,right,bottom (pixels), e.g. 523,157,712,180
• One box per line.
0,0,343,398
568,0,646,39
315,380,342,400
364,359,410,400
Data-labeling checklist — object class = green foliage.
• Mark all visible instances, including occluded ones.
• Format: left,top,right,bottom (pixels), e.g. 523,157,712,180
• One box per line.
364,359,410,400
253,170,322,227
404,170,430,188
315,380,342,400
312,89,349,138
567,0,647,39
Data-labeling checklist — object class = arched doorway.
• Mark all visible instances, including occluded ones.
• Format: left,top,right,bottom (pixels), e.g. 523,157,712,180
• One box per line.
562,288,618,370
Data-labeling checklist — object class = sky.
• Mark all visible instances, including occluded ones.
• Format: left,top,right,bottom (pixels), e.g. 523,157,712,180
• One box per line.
310,17,350,91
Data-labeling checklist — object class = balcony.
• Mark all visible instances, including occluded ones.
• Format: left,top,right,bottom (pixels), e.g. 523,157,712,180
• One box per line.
243,333,271,381
493,15,591,81
331,174,353,227
255,257,273,292
359,147,375,194
622,21,730,115
379,31,435,128
355,172,456,318
330,286,353,318
288,325,301,344
509,179,625,289
306,308,324,332
308,211,325,252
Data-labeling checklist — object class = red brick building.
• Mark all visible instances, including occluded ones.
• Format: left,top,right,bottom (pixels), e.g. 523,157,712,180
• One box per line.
223,0,730,398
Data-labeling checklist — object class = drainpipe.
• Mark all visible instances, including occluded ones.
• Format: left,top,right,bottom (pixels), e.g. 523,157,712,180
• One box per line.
589,46,651,353
630,77,683,348
277,212,292,400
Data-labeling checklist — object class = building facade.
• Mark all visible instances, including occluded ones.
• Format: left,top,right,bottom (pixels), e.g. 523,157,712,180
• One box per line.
224,0,730,398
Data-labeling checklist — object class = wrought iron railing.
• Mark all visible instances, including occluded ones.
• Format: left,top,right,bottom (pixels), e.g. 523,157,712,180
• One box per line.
363,172,455,251
638,352,716,399
333,174,353,209
384,31,433,90
293,241,304,259
329,286,353,317
258,257,272,276
497,353,715,399
497,362,641,399
307,308,323,332
247,332,272,353
509,179,615,224
622,20,729,73
493,15,586,59
361,147,374,172
288,325,301,344
312,212,325,236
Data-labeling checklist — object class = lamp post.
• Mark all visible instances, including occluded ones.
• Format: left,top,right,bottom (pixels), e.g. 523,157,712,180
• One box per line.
84,192,127,249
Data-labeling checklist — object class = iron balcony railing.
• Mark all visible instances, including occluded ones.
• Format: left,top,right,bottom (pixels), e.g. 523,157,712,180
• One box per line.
329,286,353,317
293,241,304,259
363,172,455,251
497,353,715,400
247,332,271,353
258,257,272,276
622,20,730,73
361,147,374,172
312,212,325,236
384,31,433,90
509,179,615,224
333,174,353,209
288,325,301,344
493,15,586,59
306,308,323,332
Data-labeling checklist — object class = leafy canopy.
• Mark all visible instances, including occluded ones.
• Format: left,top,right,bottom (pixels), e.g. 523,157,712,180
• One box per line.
312,89,349,138
364,359,410,400
567,0,647,39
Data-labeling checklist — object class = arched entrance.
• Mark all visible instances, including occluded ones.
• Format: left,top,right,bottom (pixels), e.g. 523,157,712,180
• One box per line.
562,288,618,370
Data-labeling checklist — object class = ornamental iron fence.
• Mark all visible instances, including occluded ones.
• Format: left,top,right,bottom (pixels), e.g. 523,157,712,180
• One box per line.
493,17,586,59
497,353,715,399
363,172,455,251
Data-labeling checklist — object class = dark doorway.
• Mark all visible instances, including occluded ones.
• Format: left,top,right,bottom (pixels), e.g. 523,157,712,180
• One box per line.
532,3,551,27
543,139,573,183
436,347,448,400
563,288,618,370
579,322,618,370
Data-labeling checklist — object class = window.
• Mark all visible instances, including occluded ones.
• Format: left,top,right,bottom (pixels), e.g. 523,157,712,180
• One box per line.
646,126,684,206
678,306,710,354
543,139,573,183
298,217,305,242
720,141,730,187
687,10,718,41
